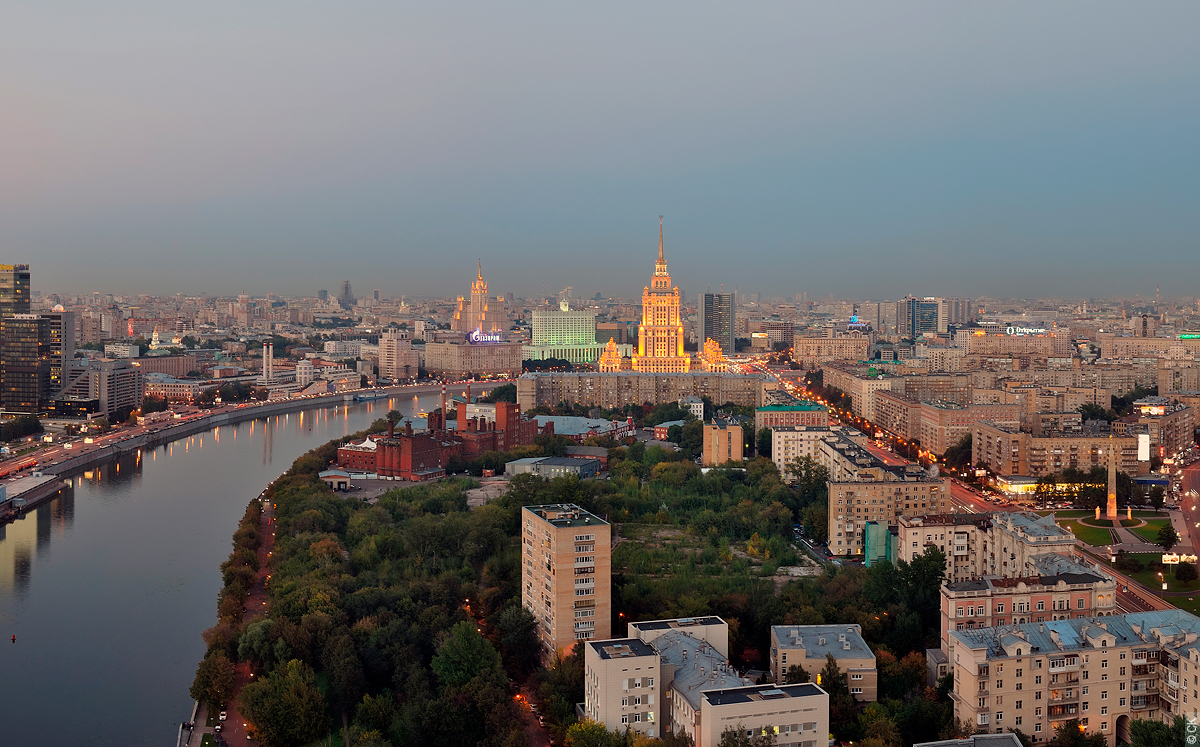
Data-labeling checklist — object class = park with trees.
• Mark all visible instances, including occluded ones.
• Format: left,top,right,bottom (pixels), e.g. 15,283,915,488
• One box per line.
189,417,1005,746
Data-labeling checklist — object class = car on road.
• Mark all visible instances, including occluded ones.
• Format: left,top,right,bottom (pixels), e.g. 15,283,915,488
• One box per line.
219,710,227,721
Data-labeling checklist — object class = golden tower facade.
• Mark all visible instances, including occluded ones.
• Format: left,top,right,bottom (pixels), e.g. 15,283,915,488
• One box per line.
454,261,504,332
632,218,690,373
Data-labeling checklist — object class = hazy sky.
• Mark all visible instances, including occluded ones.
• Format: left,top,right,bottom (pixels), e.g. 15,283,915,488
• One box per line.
4,2,1198,301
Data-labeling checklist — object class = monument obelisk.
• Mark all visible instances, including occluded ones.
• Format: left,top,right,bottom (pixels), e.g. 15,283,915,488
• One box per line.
1106,435,1118,519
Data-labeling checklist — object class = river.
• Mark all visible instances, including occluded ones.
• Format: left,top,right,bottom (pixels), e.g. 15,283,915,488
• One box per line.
0,388,482,746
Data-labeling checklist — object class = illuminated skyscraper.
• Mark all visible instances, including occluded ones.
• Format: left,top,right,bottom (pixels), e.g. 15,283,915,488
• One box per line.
632,219,690,373
453,261,504,333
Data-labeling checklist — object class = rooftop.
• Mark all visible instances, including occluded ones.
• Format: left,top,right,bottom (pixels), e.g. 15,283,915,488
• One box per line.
757,402,827,412
523,503,609,528
701,682,825,707
996,512,1075,540
630,616,724,632
950,609,1200,661
651,630,752,711
772,624,874,661
588,638,656,660
533,415,626,436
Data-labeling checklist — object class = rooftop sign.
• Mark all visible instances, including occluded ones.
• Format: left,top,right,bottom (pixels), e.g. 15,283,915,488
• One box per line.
469,329,504,344
1005,326,1048,336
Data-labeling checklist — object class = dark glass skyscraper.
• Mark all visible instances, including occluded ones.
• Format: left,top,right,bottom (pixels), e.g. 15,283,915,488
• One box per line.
701,291,736,356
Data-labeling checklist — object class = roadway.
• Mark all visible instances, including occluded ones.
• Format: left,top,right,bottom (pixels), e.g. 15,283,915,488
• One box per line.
2,380,507,479
1177,460,1200,554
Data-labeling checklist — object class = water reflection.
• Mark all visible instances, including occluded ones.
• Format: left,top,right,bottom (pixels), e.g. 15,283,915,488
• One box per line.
0,483,75,597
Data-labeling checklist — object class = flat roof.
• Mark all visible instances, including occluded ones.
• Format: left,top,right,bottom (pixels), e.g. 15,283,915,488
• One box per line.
772,625,874,661
522,503,609,528
630,616,724,632
702,682,825,707
757,402,826,411
588,638,656,660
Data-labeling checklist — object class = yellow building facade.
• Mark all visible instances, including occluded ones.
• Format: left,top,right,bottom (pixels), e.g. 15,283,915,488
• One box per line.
632,219,690,373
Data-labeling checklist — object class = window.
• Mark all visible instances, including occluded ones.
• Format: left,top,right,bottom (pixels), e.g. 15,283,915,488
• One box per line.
851,687,863,694
997,604,1005,614
1101,691,1107,700
996,712,1003,723
621,715,629,725
1037,601,1045,611
1120,667,1126,676
1035,724,1041,733
1016,700,1023,709
1101,707,1107,716
1015,716,1023,726
1120,697,1126,706
1016,682,1022,691
851,674,863,680
1101,660,1108,669
1035,676,1042,685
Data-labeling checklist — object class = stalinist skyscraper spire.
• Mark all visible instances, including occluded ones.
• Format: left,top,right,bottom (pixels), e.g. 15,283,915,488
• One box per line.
1106,435,1118,519
632,216,690,373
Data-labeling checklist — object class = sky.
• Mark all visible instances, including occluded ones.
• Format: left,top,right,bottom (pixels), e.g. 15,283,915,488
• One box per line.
3,2,1198,301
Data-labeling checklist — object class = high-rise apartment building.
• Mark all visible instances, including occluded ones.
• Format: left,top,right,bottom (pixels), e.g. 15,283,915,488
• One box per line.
38,311,75,396
521,504,612,659
700,292,735,356
338,280,354,309
632,220,690,373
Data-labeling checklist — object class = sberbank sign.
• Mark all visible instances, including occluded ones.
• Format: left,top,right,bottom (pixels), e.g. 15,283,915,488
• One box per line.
1005,326,1047,336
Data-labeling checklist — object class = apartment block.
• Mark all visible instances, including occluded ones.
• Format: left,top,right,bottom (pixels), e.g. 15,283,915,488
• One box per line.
521,504,612,659
790,335,869,369
949,610,1200,746
940,568,1117,657
516,371,776,412
972,422,1143,478
917,401,1021,456
873,390,922,440
583,638,663,739
821,363,898,420
897,512,1078,585
697,683,828,747
769,625,878,701
828,461,949,556
754,402,829,432
702,420,744,467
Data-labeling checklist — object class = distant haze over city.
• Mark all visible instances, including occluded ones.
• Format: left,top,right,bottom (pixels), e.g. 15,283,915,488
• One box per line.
4,2,1198,299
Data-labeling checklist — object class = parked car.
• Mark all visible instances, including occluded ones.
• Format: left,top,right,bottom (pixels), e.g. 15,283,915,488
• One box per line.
219,710,227,722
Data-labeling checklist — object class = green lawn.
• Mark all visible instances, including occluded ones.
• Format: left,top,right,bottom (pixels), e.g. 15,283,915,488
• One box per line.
1058,519,1115,547
1128,567,1200,594
1132,518,1173,544
201,736,216,747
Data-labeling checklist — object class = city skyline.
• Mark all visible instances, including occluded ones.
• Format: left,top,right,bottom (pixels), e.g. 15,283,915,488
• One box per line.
3,3,1198,299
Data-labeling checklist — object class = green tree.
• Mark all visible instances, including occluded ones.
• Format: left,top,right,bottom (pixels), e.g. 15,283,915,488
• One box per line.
1046,718,1107,747
1128,715,1186,747
717,724,777,747
240,659,328,747
756,428,772,458
1035,475,1058,509
1157,524,1180,552
1176,561,1198,586
679,420,704,459
564,718,616,747
480,383,517,403
495,605,539,672
1149,484,1167,510
189,651,236,710
783,664,810,684
1010,728,1034,747
431,620,504,691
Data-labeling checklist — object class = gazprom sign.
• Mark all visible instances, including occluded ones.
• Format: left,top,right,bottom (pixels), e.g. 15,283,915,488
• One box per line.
1005,326,1047,336
469,329,504,344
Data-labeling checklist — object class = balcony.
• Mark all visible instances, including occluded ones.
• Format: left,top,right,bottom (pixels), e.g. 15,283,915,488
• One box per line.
1130,695,1159,711
1049,689,1079,703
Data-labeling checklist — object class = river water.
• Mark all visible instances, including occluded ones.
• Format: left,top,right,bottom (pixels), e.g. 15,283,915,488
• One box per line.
0,389,469,746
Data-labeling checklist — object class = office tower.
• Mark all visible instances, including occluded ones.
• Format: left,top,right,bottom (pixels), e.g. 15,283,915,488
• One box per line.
900,296,943,337
373,289,380,302
700,291,735,356
0,264,38,412
338,281,354,309
632,219,690,372
2,314,50,412
521,504,611,658
317,289,328,302
38,311,75,395
0,265,31,316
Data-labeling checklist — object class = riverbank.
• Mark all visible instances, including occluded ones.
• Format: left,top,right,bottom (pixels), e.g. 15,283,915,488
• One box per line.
2,381,505,516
